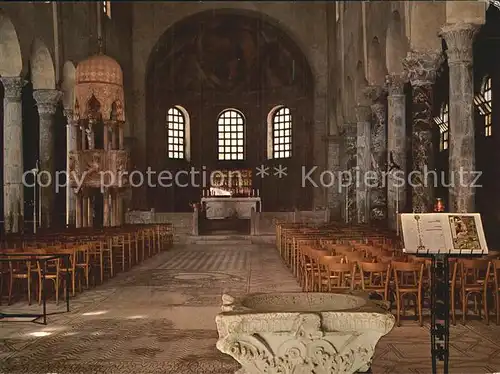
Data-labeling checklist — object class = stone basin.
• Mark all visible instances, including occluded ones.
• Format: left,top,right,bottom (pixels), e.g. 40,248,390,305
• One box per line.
215,291,395,374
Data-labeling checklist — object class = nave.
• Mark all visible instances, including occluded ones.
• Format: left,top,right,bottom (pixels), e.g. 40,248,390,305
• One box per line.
1,240,499,374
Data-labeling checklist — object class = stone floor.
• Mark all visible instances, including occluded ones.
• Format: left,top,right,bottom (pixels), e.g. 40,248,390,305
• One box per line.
0,240,499,373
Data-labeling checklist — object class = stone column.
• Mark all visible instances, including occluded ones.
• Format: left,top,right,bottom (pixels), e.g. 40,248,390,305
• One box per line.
1,77,25,233
342,123,357,223
441,23,480,213
33,89,62,228
82,195,88,227
64,109,78,227
385,74,407,230
75,192,82,228
355,105,372,224
324,135,342,220
403,51,444,213
364,86,388,222
103,189,110,227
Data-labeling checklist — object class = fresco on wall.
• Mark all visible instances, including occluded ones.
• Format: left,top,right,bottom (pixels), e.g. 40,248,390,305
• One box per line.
151,15,309,92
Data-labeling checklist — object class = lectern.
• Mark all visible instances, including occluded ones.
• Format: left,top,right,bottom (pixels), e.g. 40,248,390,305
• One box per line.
400,213,488,374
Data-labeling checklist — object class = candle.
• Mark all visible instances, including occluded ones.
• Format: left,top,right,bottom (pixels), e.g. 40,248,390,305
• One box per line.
257,189,260,197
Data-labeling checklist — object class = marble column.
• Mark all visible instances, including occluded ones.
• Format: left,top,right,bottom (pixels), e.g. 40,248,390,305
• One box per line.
342,123,357,223
364,85,388,222
403,51,444,213
355,105,372,224
75,192,82,228
324,135,342,220
103,189,110,227
1,77,25,233
385,74,407,230
64,109,78,226
33,89,62,228
441,23,480,213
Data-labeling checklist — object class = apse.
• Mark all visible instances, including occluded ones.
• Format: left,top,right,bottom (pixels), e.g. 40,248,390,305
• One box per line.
146,10,314,212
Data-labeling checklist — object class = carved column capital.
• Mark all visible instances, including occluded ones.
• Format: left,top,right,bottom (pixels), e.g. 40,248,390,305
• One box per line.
342,122,357,138
440,23,480,64
402,51,444,87
33,89,63,116
363,85,386,104
0,76,26,100
355,105,372,123
370,103,386,123
385,74,406,96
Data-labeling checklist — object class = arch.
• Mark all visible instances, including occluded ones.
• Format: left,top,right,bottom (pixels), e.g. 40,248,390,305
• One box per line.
166,105,191,161
0,9,22,77
61,60,76,110
367,36,387,86
267,105,292,159
475,75,492,136
145,9,315,90
30,38,55,90
434,103,449,151
217,108,245,161
386,10,408,75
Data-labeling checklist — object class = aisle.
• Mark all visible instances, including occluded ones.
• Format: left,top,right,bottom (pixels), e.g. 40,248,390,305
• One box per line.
1,242,499,373
0,242,299,374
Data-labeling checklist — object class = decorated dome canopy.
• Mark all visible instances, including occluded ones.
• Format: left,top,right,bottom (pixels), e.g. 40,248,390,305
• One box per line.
74,54,125,122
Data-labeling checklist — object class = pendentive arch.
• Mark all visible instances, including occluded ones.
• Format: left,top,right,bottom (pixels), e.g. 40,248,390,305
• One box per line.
30,38,56,90
0,8,22,77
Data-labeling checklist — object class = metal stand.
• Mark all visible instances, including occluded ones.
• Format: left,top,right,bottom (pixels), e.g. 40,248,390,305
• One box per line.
429,254,450,374
0,253,71,325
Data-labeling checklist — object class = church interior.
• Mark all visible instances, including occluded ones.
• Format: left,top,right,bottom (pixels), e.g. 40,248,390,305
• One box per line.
1,1,500,373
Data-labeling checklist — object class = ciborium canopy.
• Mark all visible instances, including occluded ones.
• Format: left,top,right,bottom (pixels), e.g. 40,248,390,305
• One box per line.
74,53,125,122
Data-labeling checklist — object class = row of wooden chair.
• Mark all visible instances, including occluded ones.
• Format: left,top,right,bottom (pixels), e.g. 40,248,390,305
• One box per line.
0,224,174,306
275,221,500,326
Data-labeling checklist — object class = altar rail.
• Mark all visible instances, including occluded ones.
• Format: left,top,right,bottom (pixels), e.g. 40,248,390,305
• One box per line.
125,210,330,238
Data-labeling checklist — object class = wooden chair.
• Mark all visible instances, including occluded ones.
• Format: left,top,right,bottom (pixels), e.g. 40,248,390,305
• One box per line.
391,261,425,326
459,259,490,324
323,262,355,292
318,255,344,292
8,257,33,305
359,261,391,301
35,256,61,305
488,259,500,325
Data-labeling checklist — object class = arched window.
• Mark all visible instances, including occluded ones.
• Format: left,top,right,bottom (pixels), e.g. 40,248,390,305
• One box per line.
475,76,492,137
102,1,111,18
268,106,292,159
217,109,245,160
167,106,187,160
434,104,449,151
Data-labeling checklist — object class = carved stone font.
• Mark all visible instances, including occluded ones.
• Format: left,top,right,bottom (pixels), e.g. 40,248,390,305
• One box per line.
216,292,395,374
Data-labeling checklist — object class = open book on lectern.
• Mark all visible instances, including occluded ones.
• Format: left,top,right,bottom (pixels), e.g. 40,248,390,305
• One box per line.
400,213,488,255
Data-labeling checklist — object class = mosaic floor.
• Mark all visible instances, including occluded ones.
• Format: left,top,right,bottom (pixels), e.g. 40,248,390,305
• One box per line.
0,241,499,373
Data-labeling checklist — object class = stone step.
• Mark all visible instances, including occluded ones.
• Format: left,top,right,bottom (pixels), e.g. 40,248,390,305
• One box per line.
185,235,275,245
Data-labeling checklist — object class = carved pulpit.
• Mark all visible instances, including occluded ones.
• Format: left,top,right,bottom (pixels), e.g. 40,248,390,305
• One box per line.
69,52,131,228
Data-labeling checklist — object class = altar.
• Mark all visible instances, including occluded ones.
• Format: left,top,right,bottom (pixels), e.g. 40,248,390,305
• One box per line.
201,197,261,220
